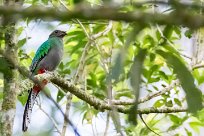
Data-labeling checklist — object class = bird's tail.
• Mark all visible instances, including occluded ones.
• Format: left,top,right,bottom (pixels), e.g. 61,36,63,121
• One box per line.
22,85,40,132
23,68,48,132
22,74,48,132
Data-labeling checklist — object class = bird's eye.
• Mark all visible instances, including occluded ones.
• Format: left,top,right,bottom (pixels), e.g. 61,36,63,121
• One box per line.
55,31,58,33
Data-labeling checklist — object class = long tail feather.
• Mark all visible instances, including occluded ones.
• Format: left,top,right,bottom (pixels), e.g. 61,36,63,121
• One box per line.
22,88,39,132
22,78,48,132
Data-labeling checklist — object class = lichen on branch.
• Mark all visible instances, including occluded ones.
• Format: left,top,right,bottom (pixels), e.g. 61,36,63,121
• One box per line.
0,4,203,28
17,72,187,114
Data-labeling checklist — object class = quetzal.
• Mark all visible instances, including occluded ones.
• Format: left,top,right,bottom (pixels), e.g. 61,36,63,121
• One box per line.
22,30,67,132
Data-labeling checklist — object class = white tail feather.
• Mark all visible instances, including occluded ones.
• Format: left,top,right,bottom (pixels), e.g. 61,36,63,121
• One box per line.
22,89,38,132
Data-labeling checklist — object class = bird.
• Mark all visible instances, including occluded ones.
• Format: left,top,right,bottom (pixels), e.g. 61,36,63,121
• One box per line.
22,30,67,132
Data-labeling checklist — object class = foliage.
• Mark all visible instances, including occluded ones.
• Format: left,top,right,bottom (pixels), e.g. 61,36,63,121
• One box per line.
1,0,204,135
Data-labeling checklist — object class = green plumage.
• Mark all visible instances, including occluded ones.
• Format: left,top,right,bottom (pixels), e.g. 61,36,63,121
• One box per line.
23,30,67,132
30,37,63,74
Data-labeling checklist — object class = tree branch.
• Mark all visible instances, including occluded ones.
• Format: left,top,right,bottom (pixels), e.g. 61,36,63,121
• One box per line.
111,80,179,105
192,63,204,70
0,48,186,115
18,72,187,114
0,3,19,135
0,5,203,28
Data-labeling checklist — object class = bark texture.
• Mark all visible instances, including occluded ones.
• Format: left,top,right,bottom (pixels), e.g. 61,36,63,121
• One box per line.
0,1,19,135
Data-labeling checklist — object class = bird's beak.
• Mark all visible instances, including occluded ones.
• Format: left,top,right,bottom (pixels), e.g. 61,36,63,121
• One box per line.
62,31,67,37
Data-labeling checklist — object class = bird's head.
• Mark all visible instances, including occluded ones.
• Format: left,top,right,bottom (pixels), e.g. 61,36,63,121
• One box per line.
49,30,67,38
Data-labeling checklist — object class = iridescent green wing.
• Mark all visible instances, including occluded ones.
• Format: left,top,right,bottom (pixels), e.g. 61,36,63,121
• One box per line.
30,40,51,74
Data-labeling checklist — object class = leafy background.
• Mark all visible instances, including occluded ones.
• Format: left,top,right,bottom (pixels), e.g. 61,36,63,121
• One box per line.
1,0,204,136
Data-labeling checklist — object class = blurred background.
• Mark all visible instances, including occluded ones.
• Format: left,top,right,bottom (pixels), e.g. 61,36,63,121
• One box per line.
1,0,204,136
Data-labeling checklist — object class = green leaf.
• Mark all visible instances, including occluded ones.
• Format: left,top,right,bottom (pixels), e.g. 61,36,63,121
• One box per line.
197,109,204,122
59,62,64,70
72,96,80,103
57,90,65,103
185,29,193,38
193,70,204,85
189,122,204,133
157,50,203,113
148,77,160,83
163,25,174,39
174,26,181,39
18,92,28,106
128,49,146,125
69,41,87,55
42,0,48,4
0,92,3,99
185,128,192,136
158,71,168,80
163,44,181,57
143,34,155,48
111,52,124,82
17,38,26,48
174,98,182,106
156,30,162,40
152,85,159,91
154,99,164,108
16,26,24,36
165,100,173,107
73,0,83,4
169,114,180,124
115,90,133,99
149,53,156,62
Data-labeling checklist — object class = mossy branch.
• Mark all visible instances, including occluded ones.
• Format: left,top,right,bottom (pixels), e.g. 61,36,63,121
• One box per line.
17,72,187,114
0,4,203,28
0,48,188,114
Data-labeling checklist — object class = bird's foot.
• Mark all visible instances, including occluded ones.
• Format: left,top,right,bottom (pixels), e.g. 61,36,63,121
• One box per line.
42,79,48,85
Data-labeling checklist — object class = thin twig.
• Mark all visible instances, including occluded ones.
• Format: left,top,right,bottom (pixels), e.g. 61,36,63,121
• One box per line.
139,114,161,136
192,63,204,70
92,21,113,39
36,103,61,135
76,19,90,38
93,20,124,135
156,25,192,60
58,2,93,135
103,112,110,136
111,80,179,105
